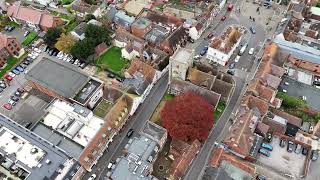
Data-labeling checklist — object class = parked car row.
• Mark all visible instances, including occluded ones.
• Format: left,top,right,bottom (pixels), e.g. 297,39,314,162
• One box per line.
4,50,38,81
279,139,318,161
259,142,273,157
4,26,15,32
3,88,24,110
39,44,87,69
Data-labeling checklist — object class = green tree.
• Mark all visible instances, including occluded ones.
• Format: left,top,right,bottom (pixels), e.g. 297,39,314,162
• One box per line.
85,14,96,22
277,92,307,109
71,38,95,61
85,24,110,45
44,28,62,46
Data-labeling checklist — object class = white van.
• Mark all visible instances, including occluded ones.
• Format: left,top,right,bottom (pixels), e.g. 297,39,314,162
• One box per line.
239,43,248,56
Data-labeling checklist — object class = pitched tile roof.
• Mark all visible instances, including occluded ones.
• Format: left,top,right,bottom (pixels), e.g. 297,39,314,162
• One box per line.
7,4,62,29
210,147,256,174
272,109,302,127
169,139,201,179
247,78,276,103
126,59,156,83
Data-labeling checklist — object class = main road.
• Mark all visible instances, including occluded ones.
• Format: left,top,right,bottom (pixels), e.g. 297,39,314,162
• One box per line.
84,72,169,180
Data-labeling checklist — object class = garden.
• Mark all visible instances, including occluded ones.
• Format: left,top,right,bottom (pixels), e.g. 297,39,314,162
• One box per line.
95,47,129,76
0,53,27,77
93,99,113,118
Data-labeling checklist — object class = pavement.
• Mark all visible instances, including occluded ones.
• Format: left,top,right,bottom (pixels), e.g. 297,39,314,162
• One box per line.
83,72,169,180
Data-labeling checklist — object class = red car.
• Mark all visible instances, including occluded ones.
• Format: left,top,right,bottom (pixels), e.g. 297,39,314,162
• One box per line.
207,33,213,39
4,74,13,81
227,4,234,11
3,103,12,110
221,16,226,21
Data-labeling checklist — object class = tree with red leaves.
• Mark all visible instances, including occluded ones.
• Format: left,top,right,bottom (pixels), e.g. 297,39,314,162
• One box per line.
161,92,214,142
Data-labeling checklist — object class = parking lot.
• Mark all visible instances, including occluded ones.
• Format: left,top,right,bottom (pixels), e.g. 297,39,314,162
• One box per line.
279,76,320,111
3,27,28,44
257,137,306,179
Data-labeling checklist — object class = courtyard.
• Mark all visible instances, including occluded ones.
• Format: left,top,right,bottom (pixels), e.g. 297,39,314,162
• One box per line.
257,137,306,179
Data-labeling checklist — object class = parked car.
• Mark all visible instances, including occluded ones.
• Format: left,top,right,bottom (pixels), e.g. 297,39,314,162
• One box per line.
17,88,25,93
248,48,255,55
261,143,273,151
4,74,13,81
279,139,286,148
14,91,21,97
127,129,134,138
234,55,241,63
24,31,30,37
238,43,248,56
8,72,16,78
22,60,30,65
3,103,12,110
256,175,266,180
15,66,24,72
8,99,16,106
265,132,272,143
0,87,4,93
227,70,235,75
207,33,214,39
12,69,20,75
287,141,295,153
311,150,319,161
10,95,19,102
0,83,6,89
229,63,235,69
80,63,86,69
88,174,96,180
295,144,302,154
302,147,308,155
20,63,27,69
221,16,226,21
259,148,270,157
250,26,256,34
200,46,208,56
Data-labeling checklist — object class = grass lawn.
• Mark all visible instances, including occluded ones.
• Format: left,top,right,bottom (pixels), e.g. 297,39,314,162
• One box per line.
93,99,113,118
214,101,226,121
163,93,174,101
22,32,37,46
0,54,27,77
64,19,79,32
96,47,129,75
60,0,74,5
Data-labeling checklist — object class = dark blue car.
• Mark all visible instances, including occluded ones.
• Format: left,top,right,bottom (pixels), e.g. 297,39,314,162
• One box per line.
200,46,208,56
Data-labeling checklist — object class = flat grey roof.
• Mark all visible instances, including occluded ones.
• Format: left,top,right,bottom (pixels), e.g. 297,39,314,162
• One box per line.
109,135,158,180
0,115,72,180
32,123,83,159
26,57,90,98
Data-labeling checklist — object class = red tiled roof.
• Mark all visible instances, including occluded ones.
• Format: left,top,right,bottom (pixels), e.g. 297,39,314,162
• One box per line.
247,79,276,103
287,55,320,74
224,110,257,157
7,4,62,29
127,59,156,83
169,139,201,179
256,121,270,136
273,109,302,127
210,147,256,174
241,95,269,116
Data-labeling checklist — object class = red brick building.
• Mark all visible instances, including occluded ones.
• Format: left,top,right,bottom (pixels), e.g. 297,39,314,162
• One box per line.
0,33,21,68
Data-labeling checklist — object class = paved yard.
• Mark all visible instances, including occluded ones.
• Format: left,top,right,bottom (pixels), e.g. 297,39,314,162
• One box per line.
306,154,320,180
3,27,26,44
96,47,129,75
257,137,306,179
279,76,320,111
